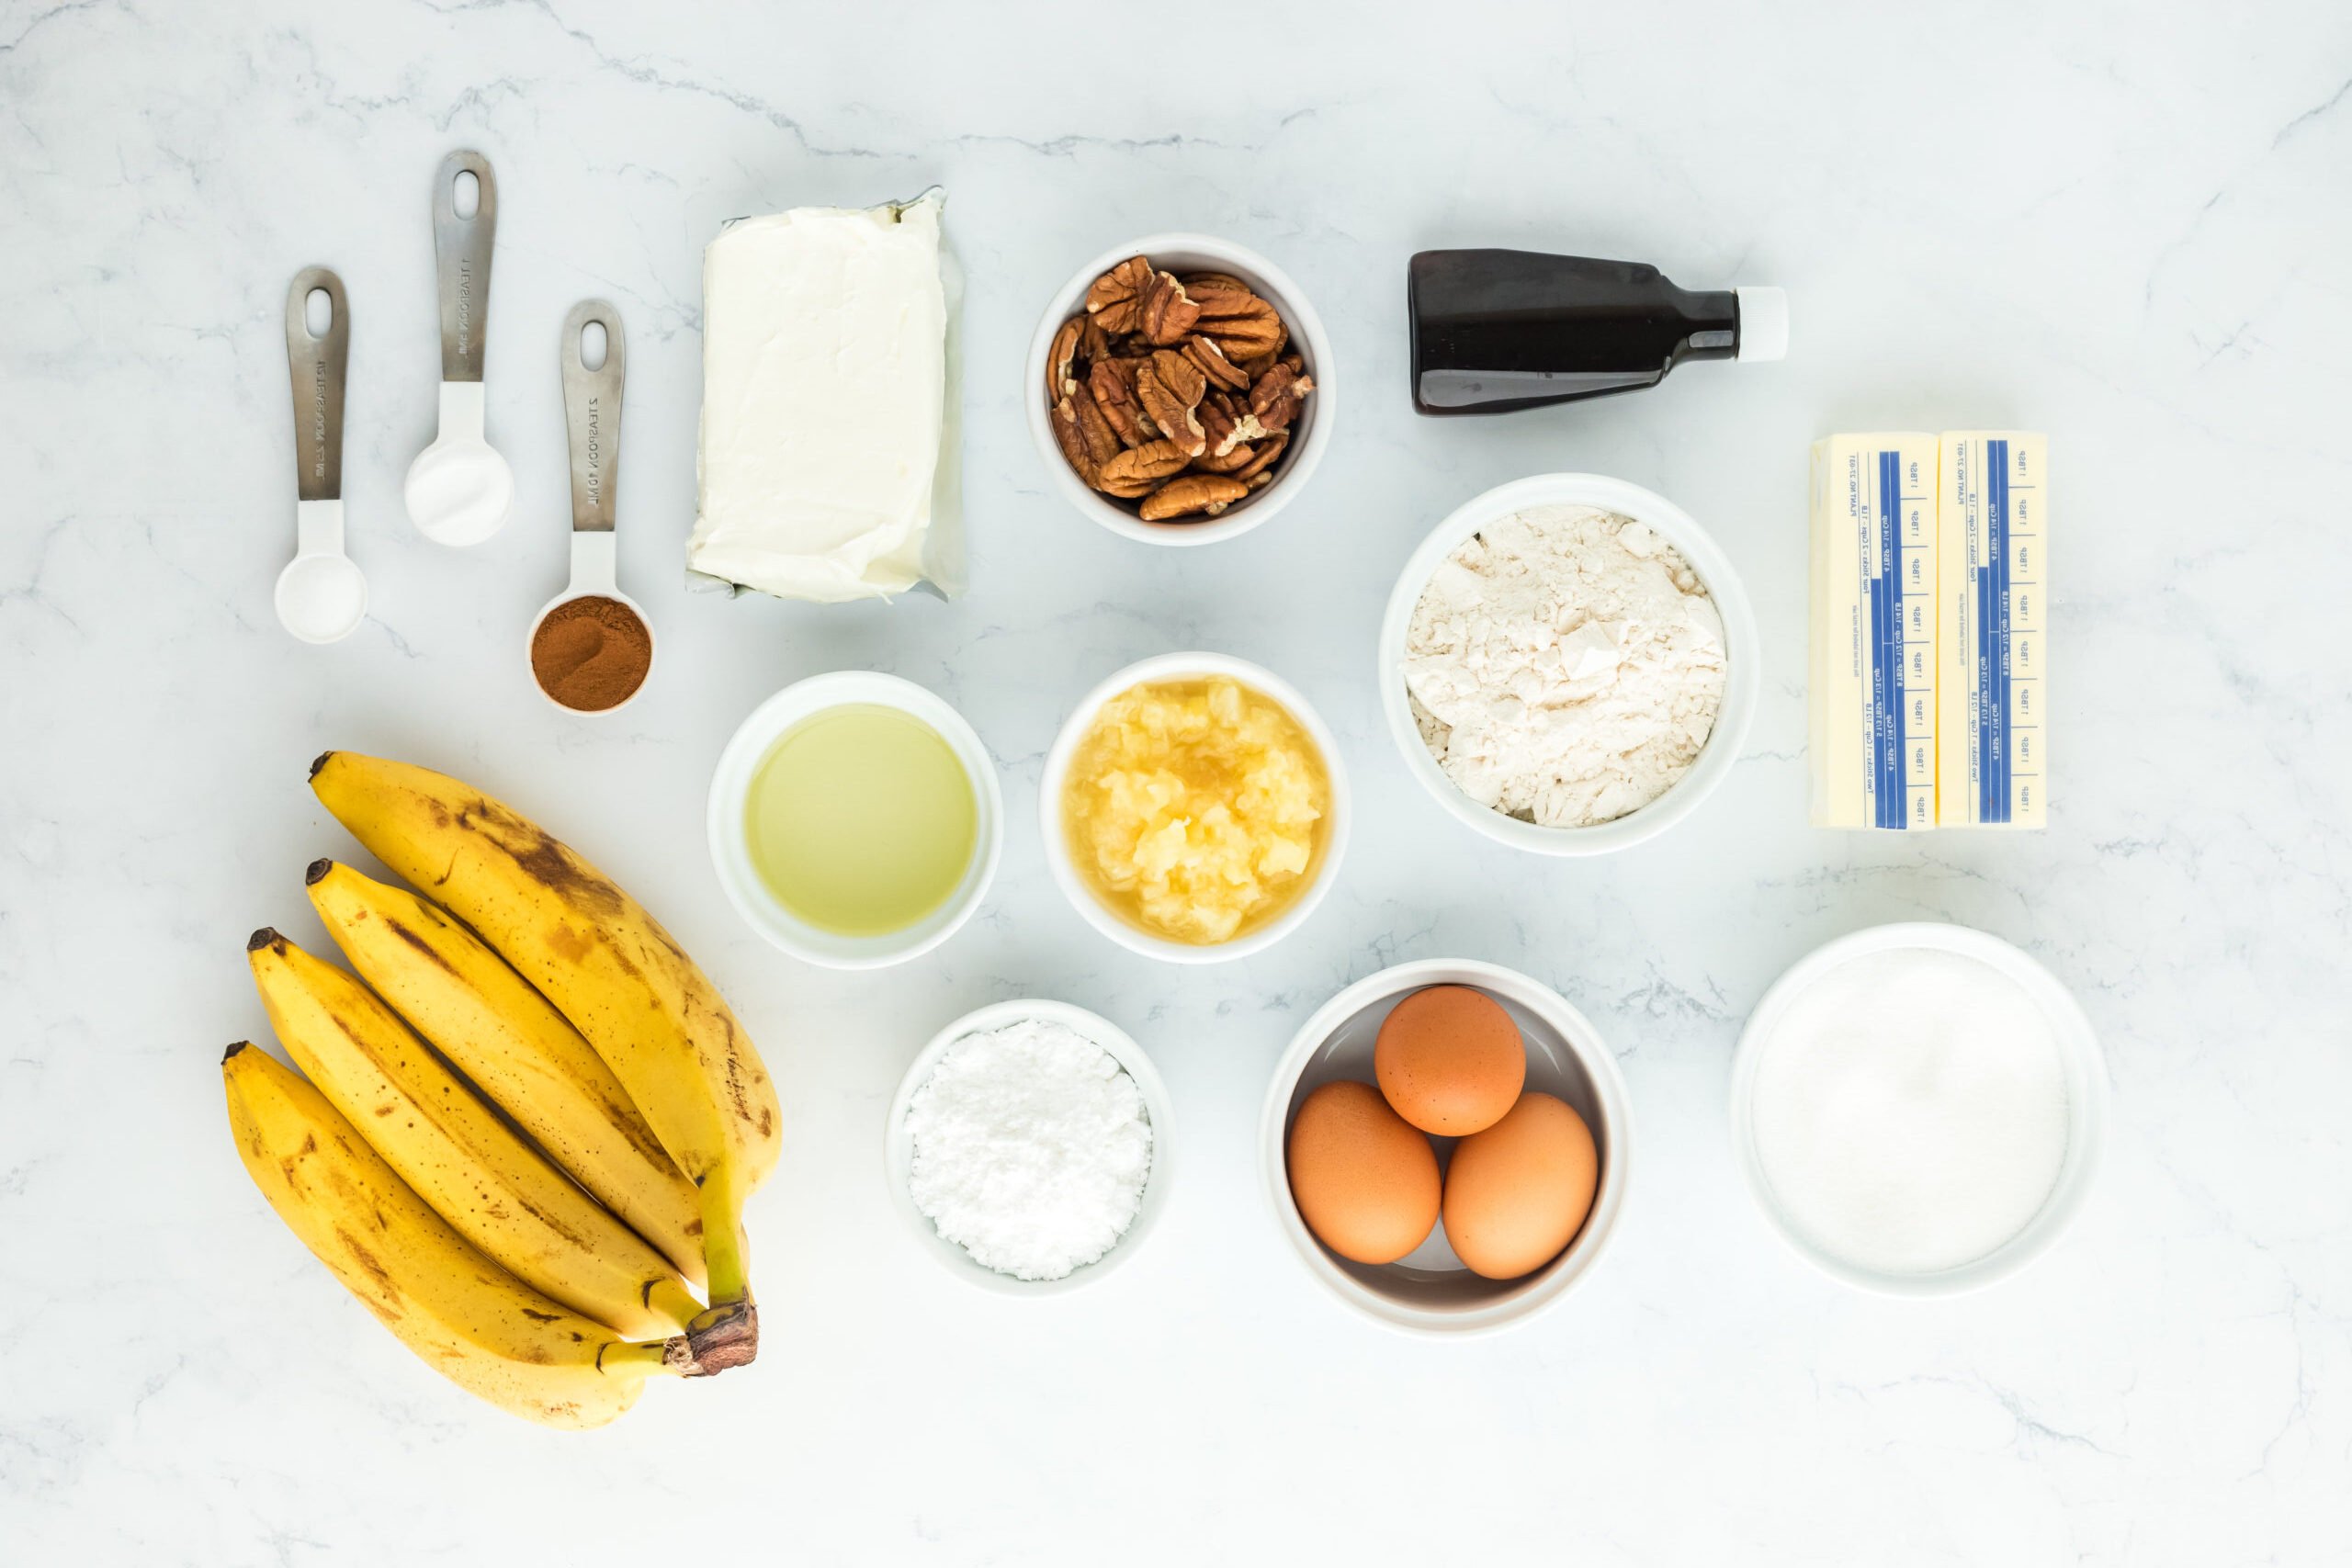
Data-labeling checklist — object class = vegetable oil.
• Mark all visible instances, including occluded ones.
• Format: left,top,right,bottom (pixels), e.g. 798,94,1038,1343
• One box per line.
744,704,977,936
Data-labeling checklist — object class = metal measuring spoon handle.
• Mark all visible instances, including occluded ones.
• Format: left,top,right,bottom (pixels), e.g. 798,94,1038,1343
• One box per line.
560,299,625,534
286,266,348,501
434,151,496,382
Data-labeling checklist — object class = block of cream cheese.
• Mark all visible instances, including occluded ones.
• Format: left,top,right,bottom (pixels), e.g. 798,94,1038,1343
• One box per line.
1937,431,2048,828
1810,433,1938,829
687,191,962,603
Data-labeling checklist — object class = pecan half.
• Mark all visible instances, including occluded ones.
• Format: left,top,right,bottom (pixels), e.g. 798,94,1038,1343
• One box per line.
1191,281,1283,362
1070,388,1123,465
1148,348,1206,409
1183,333,1250,392
1248,363,1314,434
1231,431,1287,483
1098,438,1193,496
1192,439,1254,475
1050,399,1102,487
1080,314,1114,365
1140,473,1250,522
1136,363,1206,457
1047,318,1082,401
1137,270,1201,344
1089,357,1152,448
1084,256,1152,334
1198,391,1269,459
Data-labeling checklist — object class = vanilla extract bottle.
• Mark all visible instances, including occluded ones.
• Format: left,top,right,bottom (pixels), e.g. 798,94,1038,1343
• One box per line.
1408,250,1787,414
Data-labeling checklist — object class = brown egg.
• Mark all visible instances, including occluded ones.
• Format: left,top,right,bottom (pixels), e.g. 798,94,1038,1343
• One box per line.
1286,1080,1442,1265
1442,1091,1600,1280
1374,985,1526,1136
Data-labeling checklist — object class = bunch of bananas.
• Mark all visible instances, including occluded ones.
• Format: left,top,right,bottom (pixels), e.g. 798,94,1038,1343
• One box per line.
223,752,780,1429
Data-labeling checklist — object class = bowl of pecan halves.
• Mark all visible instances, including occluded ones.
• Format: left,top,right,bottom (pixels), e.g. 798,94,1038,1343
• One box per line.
1028,234,1333,545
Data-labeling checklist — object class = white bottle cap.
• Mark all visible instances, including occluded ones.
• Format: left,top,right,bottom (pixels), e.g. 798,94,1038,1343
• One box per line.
1736,287,1788,363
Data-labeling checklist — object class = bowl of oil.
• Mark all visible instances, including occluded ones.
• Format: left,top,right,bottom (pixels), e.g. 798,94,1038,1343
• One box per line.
708,672,1004,969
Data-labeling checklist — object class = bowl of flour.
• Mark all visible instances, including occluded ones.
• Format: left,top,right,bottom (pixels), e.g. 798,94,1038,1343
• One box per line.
1379,473,1758,854
886,998,1172,1294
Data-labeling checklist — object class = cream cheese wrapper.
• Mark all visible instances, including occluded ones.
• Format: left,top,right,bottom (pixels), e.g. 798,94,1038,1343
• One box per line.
1809,433,1938,829
1936,432,2047,828
687,189,965,603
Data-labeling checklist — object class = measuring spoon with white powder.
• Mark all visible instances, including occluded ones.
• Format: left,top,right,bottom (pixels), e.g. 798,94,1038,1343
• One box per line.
275,266,368,644
403,150,514,546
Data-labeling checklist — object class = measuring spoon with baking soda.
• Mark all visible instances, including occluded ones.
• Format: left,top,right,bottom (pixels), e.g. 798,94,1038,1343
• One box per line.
404,151,514,545
276,266,368,644
528,300,653,714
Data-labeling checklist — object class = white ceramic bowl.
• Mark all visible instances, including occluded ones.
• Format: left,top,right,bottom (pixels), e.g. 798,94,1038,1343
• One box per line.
1024,233,1334,547
1260,959,1632,1336
1378,472,1759,855
1040,651,1350,964
884,998,1174,1296
707,671,1002,970
1729,922,2109,1297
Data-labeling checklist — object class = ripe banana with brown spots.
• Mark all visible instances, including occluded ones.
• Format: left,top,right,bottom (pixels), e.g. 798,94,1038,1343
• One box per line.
247,928,703,1339
221,1043,679,1429
309,751,777,1368
304,858,707,1289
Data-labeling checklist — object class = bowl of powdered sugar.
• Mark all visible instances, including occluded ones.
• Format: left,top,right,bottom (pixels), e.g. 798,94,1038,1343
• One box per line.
886,998,1171,1293
1730,923,2108,1296
1380,472,1759,854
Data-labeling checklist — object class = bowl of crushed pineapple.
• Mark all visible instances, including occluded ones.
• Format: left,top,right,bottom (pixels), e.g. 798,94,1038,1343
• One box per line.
1043,651,1351,964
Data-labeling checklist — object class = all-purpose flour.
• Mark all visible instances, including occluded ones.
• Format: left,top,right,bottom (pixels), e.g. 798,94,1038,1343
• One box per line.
1403,505,1727,828
903,1017,1153,1281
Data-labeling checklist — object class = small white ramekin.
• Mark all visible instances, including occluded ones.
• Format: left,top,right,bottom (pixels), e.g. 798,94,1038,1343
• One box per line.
707,671,1002,970
1378,472,1759,855
1260,958,1633,1337
1024,233,1334,547
1040,651,1350,964
884,998,1174,1296
1729,922,2109,1297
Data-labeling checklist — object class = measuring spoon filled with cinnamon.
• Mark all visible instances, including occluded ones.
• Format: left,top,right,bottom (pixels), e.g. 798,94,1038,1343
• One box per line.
528,299,654,714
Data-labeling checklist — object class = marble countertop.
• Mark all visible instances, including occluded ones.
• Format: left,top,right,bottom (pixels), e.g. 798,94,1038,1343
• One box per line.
5,2,2348,1562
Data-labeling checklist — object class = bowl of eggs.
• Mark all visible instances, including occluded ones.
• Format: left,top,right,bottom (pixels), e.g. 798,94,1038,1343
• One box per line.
1259,958,1631,1335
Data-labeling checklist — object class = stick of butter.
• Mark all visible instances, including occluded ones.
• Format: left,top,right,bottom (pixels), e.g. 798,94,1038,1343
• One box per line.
687,190,963,603
1810,433,1938,829
1937,431,2048,828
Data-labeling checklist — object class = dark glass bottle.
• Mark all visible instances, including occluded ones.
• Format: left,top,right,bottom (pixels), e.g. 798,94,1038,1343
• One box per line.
1408,250,1786,415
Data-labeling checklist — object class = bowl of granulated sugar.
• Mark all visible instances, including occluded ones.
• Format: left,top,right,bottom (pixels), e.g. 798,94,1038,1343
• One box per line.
1730,923,2107,1296
885,998,1172,1294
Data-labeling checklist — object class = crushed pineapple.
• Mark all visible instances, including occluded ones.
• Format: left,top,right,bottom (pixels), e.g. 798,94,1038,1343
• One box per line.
1064,677,1329,944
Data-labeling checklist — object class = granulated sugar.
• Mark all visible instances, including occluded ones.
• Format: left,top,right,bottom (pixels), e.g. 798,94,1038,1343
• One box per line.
903,1016,1153,1281
1749,947,2070,1276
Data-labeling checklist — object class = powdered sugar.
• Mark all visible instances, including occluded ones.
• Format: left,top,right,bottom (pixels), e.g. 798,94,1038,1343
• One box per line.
1402,504,1727,828
903,1016,1153,1281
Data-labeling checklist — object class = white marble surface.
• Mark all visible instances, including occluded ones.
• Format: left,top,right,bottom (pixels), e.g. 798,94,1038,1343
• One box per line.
4,1,2348,1562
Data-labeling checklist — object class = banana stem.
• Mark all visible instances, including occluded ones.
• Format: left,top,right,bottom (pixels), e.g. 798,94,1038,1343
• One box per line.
646,1277,707,1334
672,1163,758,1376
695,1163,752,1308
596,1339,682,1380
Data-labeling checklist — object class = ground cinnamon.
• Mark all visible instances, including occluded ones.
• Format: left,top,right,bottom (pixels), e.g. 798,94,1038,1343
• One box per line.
531,594,651,711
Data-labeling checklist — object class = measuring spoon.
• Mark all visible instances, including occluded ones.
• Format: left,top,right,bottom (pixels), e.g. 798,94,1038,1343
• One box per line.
527,300,654,713
404,150,514,546
276,266,368,644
